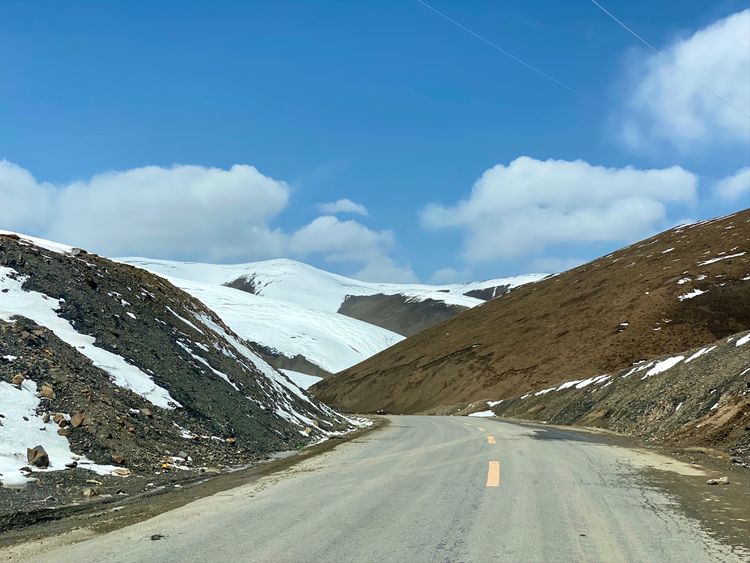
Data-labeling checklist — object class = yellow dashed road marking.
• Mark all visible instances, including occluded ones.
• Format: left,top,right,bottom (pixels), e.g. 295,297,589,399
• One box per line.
486,461,500,487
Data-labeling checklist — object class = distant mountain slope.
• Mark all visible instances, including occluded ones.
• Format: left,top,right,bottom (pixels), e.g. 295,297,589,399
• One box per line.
0,232,359,488
120,258,543,313
120,258,545,374
312,210,750,414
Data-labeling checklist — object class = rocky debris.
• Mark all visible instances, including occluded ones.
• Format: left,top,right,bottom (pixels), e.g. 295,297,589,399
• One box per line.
82,487,98,498
477,329,750,465
26,446,49,468
10,374,24,386
707,476,730,485
0,233,356,515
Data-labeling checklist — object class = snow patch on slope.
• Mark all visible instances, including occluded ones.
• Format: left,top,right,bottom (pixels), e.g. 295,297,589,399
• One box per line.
0,378,116,486
0,267,180,409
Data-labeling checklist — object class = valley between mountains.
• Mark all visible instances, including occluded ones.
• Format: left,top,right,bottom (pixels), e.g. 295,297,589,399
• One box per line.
0,209,748,560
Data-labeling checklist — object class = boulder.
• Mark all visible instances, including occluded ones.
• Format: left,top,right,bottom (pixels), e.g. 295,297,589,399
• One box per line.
82,487,98,498
11,374,24,386
26,445,49,468
70,412,85,428
40,384,55,399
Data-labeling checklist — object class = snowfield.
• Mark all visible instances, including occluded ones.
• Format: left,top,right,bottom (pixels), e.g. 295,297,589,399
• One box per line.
120,257,546,313
120,257,546,374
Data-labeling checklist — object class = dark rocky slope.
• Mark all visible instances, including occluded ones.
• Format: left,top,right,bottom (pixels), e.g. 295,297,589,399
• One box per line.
0,233,357,492
313,210,750,414
337,294,464,337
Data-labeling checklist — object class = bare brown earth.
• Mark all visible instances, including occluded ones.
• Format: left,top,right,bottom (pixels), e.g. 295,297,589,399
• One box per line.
313,210,750,414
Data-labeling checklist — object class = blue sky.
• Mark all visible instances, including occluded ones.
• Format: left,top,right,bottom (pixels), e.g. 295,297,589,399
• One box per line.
1,0,748,282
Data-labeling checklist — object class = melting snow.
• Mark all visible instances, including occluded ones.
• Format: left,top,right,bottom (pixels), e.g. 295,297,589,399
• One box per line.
685,346,717,363
468,410,495,417
697,252,746,266
678,288,706,301
280,370,323,390
0,378,116,486
736,333,750,347
0,267,180,409
642,356,685,378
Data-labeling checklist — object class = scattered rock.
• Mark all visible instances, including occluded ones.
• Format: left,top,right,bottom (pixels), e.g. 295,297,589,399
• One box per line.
42,412,50,423
57,427,70,437
112,467,131,477
52,413,65,424
26,445,49,468
39,384,55,399
10,374,24,386
225,437,236,444
150,534,165,541
70,412,85,428
65,461,78,469
82,487,98,498
111,454,127,465
141,408,153,418
707,476,730,485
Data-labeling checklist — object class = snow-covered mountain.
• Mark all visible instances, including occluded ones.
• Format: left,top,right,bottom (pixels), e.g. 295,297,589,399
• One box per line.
119,258,544,313
119,257,546,381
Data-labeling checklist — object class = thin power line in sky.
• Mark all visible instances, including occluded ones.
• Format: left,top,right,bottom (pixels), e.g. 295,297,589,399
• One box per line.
414,0,597,105
589,0,750,120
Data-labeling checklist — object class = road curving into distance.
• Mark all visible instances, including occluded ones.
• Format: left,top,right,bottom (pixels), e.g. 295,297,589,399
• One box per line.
7,416,747,562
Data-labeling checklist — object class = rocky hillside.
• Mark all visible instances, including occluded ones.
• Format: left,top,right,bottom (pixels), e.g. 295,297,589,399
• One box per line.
120,258,545,379
465,330,750,464
313,210,750,414
0,232,360,491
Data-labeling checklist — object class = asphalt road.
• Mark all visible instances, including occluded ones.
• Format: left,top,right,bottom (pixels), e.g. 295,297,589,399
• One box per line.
11,416,745,562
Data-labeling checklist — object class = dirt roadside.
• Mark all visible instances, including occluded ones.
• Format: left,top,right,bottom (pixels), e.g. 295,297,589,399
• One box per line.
0,417,387,550
506,417,750,555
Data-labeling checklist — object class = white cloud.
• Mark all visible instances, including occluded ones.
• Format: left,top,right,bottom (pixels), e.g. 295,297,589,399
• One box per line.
421,156,697,263
354,256,418,284
0,160,56,233
621,9,750,151
714,167,750,201
318,198,368,216
289,215,416,282
429,267,470,284
0,161,416,282
47,164,290,261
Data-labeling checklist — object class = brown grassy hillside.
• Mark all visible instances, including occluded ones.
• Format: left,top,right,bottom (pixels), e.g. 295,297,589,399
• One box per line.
312,209,750,413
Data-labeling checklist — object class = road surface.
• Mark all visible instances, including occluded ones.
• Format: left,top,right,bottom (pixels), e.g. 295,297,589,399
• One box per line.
8,416,745,562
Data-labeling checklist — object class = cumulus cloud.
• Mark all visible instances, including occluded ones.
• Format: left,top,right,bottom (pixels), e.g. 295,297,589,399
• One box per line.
428,267,471,284
420,156,697,263
0,161,415,282
714,167,750,201
0,160,56,233
289,215,417,282
49,164,290,261
317,198,368,216
621,9,750,151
